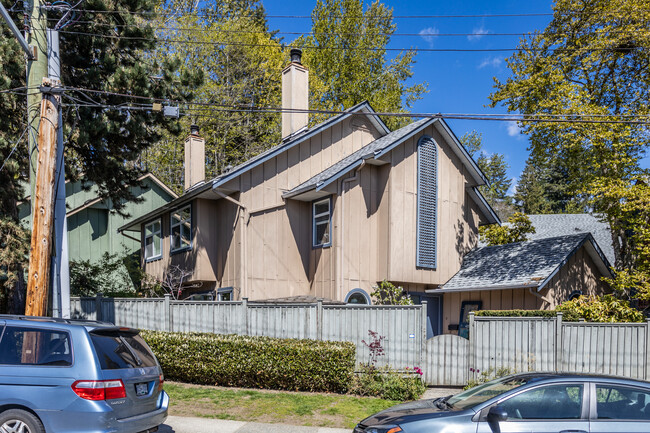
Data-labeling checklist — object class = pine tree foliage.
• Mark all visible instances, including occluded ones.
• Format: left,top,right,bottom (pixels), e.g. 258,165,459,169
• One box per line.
460,131,514,219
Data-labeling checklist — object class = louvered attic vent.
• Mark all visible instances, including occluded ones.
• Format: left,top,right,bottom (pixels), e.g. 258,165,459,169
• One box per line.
417,136,437,269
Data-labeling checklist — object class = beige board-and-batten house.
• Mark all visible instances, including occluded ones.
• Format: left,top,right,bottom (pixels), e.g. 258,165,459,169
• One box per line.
119,50,612,337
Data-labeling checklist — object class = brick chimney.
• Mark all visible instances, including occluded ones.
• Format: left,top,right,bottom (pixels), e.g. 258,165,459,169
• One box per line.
282,48,309,139
184,124,205,191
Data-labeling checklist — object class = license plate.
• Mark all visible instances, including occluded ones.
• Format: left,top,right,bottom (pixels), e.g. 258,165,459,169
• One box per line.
135,382,148,396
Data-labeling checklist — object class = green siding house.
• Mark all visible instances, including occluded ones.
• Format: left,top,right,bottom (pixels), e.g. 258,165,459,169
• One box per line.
19,174,177,287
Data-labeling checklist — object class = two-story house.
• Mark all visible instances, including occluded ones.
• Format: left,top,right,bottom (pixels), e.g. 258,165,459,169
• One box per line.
120,50,611,336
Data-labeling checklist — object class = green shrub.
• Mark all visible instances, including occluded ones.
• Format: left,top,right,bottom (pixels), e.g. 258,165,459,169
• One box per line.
556,294,644,322
349,366,425,401
475,309,581,321
141,331,355,394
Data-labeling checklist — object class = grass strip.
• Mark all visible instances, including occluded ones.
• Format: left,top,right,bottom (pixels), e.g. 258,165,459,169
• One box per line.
165,381,399,429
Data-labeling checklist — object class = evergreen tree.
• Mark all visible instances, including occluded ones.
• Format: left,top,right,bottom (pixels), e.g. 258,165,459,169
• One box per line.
0,0,200,311
460,131,514,219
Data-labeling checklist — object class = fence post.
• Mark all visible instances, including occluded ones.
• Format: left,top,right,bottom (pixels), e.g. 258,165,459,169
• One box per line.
95,293,103,321
316,298,323,340
555,312,563,372
469,311,476,382
241,298,249,335
420,301,428,376
646,319,650,381
164,294,170,332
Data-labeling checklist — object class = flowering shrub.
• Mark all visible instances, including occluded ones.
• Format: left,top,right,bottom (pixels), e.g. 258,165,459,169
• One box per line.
351,330,425,401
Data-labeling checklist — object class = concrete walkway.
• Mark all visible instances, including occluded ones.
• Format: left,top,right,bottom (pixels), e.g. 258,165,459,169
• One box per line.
159,417,350,433
158,387,463,433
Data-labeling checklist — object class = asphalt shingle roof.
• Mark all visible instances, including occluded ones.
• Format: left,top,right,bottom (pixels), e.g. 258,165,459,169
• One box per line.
526,214,615,266
285,117,432,196
441,233,594,292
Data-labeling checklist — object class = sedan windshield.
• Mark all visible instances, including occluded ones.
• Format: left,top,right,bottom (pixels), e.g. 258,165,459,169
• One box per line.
446,376,533,410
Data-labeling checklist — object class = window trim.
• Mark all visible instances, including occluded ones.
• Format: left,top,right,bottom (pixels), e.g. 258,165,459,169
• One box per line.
416,135,438,270
144,218,163,262
344,288,371,305
312,197,332,248
217,287,234,301
170,204,192,254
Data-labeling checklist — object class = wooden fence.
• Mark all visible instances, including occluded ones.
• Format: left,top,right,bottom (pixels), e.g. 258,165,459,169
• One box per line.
70,296,650,386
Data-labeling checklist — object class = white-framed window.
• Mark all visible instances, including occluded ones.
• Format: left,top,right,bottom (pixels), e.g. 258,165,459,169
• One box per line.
217,287,234,301
170,204,192,253
345,289,371,305
144,219,162,260
312,198,332,247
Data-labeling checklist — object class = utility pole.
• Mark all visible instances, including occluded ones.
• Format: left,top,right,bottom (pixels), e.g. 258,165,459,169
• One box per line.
48,28,70,318
25,77,61,317
26,0,49,209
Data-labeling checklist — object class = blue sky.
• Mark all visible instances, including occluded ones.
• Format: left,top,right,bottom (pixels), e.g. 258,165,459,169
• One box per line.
261,0,558,192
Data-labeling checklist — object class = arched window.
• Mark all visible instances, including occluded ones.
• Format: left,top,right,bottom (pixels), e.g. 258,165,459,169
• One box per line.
417,136,438,269
345,289,371,305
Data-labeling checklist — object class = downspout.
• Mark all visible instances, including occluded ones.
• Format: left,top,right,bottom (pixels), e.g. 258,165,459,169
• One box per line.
338,160,366,300
213,190,248,299
528,286,552,308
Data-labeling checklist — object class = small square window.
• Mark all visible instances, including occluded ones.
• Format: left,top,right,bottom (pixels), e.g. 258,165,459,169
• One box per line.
171,205,192,252
313,198,331,247
217,287,233,301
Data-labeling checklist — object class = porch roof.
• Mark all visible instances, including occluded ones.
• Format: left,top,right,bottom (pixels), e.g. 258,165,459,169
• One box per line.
433,233,612,294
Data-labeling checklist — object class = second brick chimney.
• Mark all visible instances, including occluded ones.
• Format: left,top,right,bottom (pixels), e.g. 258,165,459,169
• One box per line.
282,48,309,139
184,124,205,191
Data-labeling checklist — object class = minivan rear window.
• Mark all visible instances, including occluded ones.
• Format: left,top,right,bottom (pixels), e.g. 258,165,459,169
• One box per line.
90,330,157,370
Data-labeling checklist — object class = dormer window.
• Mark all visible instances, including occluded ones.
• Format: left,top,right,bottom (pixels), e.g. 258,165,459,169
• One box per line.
171,204,192,253
313,198,331,247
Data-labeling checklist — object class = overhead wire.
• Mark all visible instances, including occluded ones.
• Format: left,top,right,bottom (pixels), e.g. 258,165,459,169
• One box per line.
56,29,649,53
0,127,29,173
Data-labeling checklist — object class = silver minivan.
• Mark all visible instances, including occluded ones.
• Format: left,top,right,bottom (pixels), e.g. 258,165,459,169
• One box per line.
0,315,168,433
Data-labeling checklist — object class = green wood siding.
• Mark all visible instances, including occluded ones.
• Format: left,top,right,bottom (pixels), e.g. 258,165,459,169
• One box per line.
20,177,175,263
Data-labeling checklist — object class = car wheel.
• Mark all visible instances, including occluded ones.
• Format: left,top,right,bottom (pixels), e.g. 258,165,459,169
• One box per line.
0,409,45,433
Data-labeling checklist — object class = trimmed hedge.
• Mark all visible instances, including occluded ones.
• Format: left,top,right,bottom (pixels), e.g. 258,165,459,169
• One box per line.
141,331,355,393
475,309,580,321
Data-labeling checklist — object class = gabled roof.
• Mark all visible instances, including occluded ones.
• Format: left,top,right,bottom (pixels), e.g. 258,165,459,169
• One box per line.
119,101,389,232
526,214,615,266
435,233,613,293
282,116,499,224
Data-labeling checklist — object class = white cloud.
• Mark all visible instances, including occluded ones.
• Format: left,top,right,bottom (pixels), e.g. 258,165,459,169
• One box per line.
419,27,439,47
478,56,503,69
507,121,521,137
468,26,489,42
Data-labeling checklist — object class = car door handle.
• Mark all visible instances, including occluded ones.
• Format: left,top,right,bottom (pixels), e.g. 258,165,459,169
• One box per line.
559,431,587,433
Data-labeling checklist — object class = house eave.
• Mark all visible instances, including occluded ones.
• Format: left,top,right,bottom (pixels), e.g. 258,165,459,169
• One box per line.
429,282,541,294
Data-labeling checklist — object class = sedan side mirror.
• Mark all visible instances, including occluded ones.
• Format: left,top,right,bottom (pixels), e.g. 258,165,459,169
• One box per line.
487,406,508,433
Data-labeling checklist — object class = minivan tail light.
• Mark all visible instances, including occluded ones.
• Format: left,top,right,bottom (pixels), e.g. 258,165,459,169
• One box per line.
158,374,164,391
72,379,126,400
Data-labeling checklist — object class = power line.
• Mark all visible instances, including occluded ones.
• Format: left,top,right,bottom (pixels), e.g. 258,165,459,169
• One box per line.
0,127,29,173
48,18,647,39
58,30,648,53
37,8,650,19
61,86,650,121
